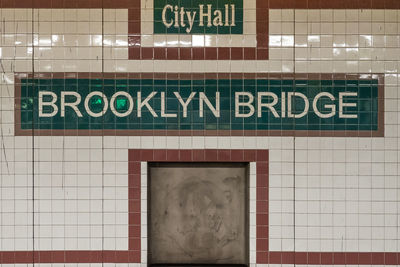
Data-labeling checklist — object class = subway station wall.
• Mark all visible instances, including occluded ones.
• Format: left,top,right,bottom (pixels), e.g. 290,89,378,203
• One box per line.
0,0,399,266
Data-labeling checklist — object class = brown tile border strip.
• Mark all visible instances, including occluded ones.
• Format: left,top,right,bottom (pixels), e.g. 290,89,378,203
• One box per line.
14,72,385,137
1,0,400,8
268,0,400,9
0,0,137,8
0,251,140,263
0,148,142,264
0,0,267,60
0,149,268,264
4,149,400,264
265,252,400,265
128,0,268,60
1,0,399,60
128,149,269,265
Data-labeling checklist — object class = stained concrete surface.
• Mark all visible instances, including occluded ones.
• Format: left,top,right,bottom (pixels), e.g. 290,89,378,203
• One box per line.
149,164,248,265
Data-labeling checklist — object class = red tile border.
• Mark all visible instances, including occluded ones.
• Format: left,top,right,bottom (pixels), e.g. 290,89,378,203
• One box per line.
128,0,268,60
129,0,400,60
0,149,267,264
0,148,142,264
264,252,400,265
2,0,397,60
0,251,141,264
1,149,400,264
1,0,400,8
127,149,270,265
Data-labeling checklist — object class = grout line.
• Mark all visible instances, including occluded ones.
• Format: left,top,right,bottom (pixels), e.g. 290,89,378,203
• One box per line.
102,0,105,265
293,8,297,266
31,4,35,266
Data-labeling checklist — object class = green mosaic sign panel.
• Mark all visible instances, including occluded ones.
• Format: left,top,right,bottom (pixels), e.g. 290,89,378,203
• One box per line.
153,0,243,34
18,77,381,135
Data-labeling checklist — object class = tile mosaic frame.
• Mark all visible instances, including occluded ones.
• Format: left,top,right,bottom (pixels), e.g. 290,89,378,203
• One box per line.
128,0,268,60
131,150,400,266
14,72,385,137
0,148,141,264
2,0,399,60
0,0,398,264
132,149,268,265
0,0,267,60
2,148,400,265
0,149,268,264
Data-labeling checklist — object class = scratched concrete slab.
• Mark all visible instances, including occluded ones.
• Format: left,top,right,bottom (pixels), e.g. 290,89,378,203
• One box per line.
149,163,248,265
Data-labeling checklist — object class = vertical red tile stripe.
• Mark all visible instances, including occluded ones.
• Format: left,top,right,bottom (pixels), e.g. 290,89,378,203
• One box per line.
256,150,269,263
128,150,143,261
128,149,270,265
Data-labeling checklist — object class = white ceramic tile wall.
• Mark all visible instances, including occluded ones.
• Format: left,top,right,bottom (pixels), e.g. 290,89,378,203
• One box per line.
0,5,399,266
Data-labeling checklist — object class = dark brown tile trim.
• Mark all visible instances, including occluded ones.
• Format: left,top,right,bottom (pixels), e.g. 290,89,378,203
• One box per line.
0,149,268,264
1,0,398,9
264,251,400,265
128,0,268,60
128,149,269,265
3,149,398,264
0,148,143,264
0,0,137,8
14,72,385,137
14,76,22,137
268,0,400,9
2,0,397,60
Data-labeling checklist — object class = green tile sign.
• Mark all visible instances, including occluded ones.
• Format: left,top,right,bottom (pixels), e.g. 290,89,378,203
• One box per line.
17,76,382,136
153,0,243,34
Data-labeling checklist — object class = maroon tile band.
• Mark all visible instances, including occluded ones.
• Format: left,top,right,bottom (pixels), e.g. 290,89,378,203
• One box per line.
128,149,270,264
2,0,398,60
0,148,143,264
1,149,400,264
0,149,268,264
1,0,399,8
128,0,268,60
